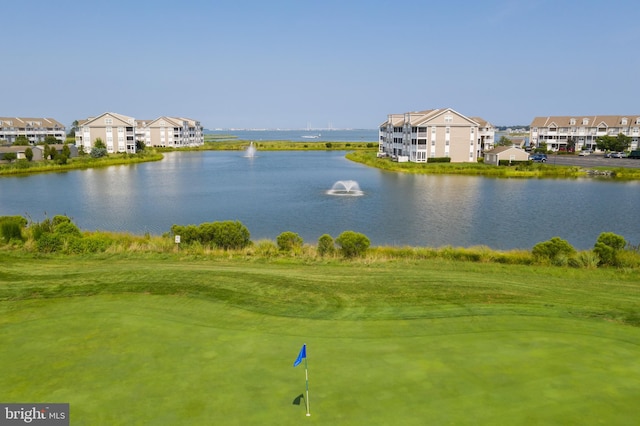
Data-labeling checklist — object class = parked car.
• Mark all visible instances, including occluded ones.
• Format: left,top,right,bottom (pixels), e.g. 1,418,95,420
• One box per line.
579,150,591,156
529,153,547,162
610,152,626,158
628,150,640,159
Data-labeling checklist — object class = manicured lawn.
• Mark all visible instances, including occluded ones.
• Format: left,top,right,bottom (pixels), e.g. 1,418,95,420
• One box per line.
1,253,639,425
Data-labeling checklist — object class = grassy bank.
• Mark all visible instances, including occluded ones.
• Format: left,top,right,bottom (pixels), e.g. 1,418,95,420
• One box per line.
346,151,587,178
174,140,377,152
0,150,163,176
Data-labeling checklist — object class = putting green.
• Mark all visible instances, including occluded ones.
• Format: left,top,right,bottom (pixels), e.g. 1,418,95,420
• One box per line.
1,295,638,425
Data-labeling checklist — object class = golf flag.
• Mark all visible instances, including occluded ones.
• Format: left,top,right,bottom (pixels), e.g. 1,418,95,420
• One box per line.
293,344,306,367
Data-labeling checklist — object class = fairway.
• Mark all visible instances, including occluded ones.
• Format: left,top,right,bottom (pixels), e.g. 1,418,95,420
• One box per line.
1,253,639,424
1,294,639,425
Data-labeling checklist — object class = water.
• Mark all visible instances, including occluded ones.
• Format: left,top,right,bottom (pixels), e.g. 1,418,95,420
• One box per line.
206,128,378,143
1,150,639,250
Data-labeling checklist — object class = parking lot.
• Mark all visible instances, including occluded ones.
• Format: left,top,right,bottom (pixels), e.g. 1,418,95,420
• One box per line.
543,154,640,169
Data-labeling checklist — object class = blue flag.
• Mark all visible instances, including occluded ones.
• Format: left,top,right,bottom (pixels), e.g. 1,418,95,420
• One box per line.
293,344,306,367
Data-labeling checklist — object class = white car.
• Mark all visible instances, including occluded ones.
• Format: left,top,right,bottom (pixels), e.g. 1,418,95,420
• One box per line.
579,150,591,156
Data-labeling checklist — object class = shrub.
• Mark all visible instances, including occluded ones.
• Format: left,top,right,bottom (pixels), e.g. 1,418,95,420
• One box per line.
593,232,626,266
276,231,303,251
325,142,332,148
568,251,600,269
317,234,335,256
532,237,576,262
428,157,451,163
90,147,107,158
36,233,63,253
1,221,23,242
55,221,82,237
335,231,370,258
211,221,251,249
0,216,27,243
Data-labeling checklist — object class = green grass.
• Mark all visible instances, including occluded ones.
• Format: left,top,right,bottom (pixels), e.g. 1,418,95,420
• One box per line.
1,252,639,424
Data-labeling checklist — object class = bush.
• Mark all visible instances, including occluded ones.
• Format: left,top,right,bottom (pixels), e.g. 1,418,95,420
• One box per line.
532,237,576,262
171,221,250,250
90,147,107,158
335,231,370,258
428,157,451,163
1,221,23,242
0,216,27,243
211,221,251,249
276,231,303,251
593,232,626,266
55,221,82,237
36,233,63,253
317,234,335,256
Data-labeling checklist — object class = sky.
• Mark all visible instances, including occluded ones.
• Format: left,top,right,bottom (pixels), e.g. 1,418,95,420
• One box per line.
4,0,639,129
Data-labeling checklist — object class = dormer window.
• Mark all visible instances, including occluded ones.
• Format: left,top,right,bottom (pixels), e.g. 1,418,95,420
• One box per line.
582,118,589,125
621,117,628,125
636,118,640,125
569,118,576,125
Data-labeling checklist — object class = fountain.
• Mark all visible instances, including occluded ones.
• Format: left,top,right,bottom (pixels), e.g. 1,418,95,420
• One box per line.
244,141,257,158
326,180,363,196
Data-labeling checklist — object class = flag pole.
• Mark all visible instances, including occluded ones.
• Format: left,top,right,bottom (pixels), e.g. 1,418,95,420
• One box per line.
304,352,310,416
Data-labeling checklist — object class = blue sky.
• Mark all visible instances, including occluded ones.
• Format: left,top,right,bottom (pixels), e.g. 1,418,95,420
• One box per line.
5,0,638,129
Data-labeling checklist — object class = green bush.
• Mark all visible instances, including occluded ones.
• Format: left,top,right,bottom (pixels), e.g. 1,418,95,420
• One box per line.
335,231,370,258
36,233,63,253
276,231,303,251
317,234,335,256
211,221,251,249
532,237,576,262
593,232,626,266
1,221,23,243
55,221,82,237
0,216,27,243
428,157,451,163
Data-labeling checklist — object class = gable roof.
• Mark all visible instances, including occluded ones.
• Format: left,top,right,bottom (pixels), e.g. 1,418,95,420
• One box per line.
530,115,640,128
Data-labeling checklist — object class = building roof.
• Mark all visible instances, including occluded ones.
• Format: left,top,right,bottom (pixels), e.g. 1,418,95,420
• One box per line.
530,115,640,128
0,117,65,129
485,146,527,154
380,108,483,127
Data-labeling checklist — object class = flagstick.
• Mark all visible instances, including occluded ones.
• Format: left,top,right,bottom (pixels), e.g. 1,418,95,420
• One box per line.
304,354,311,416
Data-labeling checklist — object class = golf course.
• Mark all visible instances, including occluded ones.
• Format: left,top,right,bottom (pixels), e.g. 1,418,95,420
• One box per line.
1,250,638,425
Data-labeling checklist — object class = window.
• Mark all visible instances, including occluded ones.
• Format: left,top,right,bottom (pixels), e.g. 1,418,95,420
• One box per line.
582,118,589,125
431,127,436,134
444,115,453,123
621,118,628,125
105,118,112,125
431,140,435,146
446,127,450,134
570,118,576,125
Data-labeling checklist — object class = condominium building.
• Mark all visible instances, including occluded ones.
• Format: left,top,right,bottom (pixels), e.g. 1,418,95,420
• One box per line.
143,116,204,148
0,117,66,144
378,108,495,163
76,112,138,154
530,115,640,152
75,112,204,153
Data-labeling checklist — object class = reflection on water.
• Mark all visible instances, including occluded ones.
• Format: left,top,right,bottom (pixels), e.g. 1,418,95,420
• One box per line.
1,151,639,250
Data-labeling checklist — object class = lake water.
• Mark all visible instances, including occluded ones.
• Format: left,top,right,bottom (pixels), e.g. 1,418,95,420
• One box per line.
1,149,639,250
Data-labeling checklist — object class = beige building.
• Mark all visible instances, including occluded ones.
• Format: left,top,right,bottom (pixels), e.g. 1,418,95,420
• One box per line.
483,146,529,166
75,112,204,153
530,115,640,152
378,108,495,163
0,117,66,144
143,116,204,148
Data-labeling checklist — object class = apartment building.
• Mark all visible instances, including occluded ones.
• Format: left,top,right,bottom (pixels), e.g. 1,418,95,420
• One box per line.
143,116,204,148
75,112,204,153
0,117,66,144
530,115,640,152
76,112,138,154
378,108,495,163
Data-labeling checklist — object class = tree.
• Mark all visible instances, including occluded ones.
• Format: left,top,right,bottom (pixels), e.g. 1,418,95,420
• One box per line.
496,136,512,146
335,231,370,258
136,140,146,152
13,135,30,146
317,234,335,256
94,138,106,149
596,134,630,152
276,231,303,251
2,152,17,163
24,147,33,161
593,232,626,266
532,237,576,263
44,135,60,145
